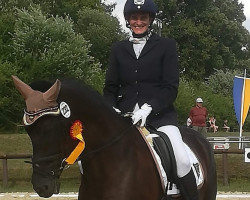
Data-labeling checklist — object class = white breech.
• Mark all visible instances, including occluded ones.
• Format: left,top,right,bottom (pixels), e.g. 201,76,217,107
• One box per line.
157,125,191,178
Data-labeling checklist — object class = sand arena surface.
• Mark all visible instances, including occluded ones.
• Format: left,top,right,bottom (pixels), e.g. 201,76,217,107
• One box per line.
0,193,77,200
1,192,250,200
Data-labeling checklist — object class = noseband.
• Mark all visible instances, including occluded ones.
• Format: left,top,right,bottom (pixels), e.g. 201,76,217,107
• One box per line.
25,153,66,178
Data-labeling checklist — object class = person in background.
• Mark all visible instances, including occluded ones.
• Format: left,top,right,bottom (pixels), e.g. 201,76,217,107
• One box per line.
189,97,208,136
223,119,230,132
103,0,198,199
208,116,218,133
187,117,192,128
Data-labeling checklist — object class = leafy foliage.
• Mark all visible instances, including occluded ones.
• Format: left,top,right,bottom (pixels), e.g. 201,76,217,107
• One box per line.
206,69,243,96
0,61,23,130
77,7,125,69
11,6,104,90
175,78,196,125
0,5,106,130
155,0,250,80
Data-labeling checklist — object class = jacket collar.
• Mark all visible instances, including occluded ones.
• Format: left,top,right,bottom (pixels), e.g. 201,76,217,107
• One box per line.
124,32,161,59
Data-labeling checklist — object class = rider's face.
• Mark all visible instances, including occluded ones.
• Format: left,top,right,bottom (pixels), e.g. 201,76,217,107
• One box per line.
129,12,151,35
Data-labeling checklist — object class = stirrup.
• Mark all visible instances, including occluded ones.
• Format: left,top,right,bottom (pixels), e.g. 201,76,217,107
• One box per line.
161,183,172,200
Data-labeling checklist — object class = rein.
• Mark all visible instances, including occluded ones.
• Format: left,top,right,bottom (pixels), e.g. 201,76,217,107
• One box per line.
78,124,134,159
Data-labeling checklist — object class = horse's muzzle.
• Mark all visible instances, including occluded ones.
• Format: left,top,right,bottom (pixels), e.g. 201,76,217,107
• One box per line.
32,173,60,198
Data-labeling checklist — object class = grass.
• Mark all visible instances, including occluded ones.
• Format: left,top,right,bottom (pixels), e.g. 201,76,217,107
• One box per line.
1,131,250,193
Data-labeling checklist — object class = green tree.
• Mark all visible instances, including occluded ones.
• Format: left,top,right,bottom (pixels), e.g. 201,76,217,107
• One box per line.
175,78,196,125
0,61,23,130
206,69,242,96
11,6,104,90
0,1,126,131
0,6,106,130
77,7,126,69
0,5,107,130
0,0,33,61
32,0,102,22
155,0,250,80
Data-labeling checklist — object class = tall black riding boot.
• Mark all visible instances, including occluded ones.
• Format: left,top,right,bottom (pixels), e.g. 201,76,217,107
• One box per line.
179,169,199,200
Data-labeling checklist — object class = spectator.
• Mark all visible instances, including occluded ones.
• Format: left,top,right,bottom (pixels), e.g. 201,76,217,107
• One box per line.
186,117,192,128
208,116,218,133
189,97,208,136
223,120,230,132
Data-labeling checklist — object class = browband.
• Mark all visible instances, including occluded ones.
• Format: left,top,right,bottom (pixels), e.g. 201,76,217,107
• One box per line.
23,106,60,126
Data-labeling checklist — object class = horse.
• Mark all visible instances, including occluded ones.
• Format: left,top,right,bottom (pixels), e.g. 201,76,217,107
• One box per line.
12,76,217,200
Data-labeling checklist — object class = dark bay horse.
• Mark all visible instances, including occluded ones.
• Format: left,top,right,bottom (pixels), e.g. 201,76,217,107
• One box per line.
12,76,217,200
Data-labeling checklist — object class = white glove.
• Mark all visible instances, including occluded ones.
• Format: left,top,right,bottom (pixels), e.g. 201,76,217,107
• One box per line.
132,103,152,127
113,107,121,114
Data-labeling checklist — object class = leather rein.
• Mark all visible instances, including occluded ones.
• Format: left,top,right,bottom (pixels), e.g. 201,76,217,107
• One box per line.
78,124,134,159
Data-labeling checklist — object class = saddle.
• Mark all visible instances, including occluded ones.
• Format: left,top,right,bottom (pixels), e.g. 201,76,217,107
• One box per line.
149,128,179,186
138,126,204,197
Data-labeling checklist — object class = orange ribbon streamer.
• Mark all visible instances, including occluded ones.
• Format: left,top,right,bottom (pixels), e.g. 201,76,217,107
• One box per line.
65,140,85,165
65,120,85,165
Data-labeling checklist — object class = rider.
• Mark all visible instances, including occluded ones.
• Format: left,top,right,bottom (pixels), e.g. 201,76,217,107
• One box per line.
103,0,198,199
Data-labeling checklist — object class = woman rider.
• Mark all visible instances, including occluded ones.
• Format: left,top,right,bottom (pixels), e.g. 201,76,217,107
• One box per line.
103,0,198,199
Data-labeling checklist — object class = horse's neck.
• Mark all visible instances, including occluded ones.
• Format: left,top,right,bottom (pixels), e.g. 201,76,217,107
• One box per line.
82,125,137,174
79,126,163,199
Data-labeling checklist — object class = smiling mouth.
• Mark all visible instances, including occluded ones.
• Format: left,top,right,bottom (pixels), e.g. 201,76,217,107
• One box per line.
133,25,146,29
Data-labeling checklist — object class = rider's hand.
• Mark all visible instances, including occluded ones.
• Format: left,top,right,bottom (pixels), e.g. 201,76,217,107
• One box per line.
132,103,152,127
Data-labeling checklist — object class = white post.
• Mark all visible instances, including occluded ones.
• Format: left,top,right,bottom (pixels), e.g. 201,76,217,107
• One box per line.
239,69,247,149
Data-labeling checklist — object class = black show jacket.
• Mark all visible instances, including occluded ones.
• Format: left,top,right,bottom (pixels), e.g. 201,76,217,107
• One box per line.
103,33,179,128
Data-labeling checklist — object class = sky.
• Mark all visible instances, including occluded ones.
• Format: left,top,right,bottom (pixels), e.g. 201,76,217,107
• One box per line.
103,0,250,32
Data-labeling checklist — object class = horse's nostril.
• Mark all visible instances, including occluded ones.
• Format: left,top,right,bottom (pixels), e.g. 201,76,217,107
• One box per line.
43,185,48,190
34,184,53,198
35,185,48,193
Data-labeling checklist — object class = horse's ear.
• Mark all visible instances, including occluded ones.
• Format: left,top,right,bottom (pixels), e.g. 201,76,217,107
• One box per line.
12,75,33,100
43,79,61,103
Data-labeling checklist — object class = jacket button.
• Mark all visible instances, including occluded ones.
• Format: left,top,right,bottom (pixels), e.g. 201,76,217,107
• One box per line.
135,70,138,73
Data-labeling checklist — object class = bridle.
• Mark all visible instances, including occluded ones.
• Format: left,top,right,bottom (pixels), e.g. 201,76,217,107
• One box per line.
25,153,66,179
23,107,134,177
23,106,66,178
26,124,134,178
